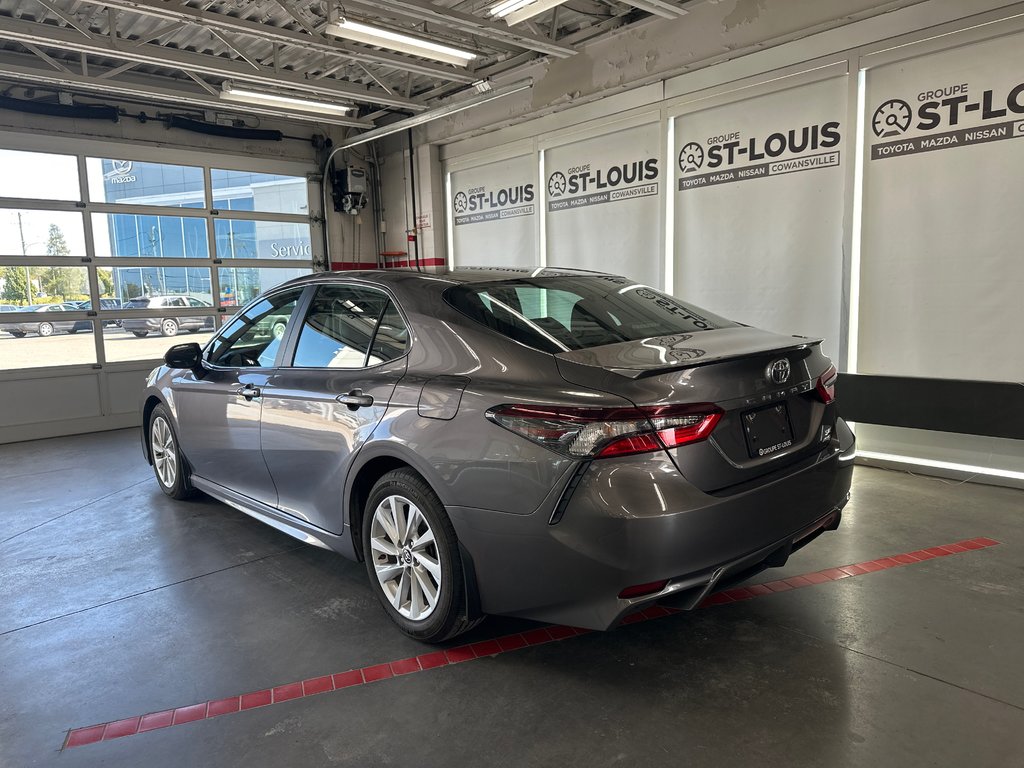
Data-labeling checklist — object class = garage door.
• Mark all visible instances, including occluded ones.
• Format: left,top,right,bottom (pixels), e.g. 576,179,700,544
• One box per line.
0,141,316,444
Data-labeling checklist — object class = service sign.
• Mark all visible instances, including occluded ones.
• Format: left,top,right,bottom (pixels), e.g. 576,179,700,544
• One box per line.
449,155,537,268
671,76,848,361
543,122,663,287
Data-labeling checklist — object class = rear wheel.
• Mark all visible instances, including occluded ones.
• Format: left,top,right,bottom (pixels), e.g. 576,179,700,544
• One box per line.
149,405,195,500
160,318,179,337
363,469,480,642
132,331,149,338
9,331,25,338
37,322,53,337
272,321,287,340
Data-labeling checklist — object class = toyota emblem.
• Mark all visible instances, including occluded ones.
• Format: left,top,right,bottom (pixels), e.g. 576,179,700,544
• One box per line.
767,358,791,385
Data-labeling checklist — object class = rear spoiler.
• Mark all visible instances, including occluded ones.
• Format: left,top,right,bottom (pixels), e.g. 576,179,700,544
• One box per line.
555,328,824,380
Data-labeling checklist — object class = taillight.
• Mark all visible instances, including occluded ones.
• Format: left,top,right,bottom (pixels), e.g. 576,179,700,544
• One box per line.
486,403,722,459
816,364,838,404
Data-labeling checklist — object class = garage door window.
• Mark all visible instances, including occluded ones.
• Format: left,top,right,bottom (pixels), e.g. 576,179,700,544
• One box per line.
0,146,315,374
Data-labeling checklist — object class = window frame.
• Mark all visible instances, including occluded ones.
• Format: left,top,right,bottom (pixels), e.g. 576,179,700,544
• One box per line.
0,138,318,377
285,281,412,372
202,284,310,372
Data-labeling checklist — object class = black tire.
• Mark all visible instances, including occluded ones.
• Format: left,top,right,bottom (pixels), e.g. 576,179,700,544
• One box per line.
37,322,54,337
363,469,482,643
9,331,26,338
132,331,149,337
67,328,78,334
148,404,197,500
160,318,179,337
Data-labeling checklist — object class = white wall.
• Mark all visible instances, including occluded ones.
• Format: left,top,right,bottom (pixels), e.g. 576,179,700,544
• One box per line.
427,0,1024,481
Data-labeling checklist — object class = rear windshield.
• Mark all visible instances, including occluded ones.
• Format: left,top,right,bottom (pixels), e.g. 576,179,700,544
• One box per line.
126,298,151,308
444,276,738,353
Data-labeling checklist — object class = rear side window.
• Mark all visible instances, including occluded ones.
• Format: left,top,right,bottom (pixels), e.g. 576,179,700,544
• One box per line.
444,277,736,353
126,298,150,308
292,284,407,369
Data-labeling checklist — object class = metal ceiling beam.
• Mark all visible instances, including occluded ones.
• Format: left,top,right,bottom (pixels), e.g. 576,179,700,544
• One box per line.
0,15,425,111
366,0,576,57
622,0,688,19
75,0,479,84
0,50,374,128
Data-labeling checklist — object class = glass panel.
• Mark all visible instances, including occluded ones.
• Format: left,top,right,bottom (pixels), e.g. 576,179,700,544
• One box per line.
207,287,304,368
102,317,217,361
0,265,89,305
368,302,408,365
1,310,95,370
86,158,205,207
0,210,86,257
217,266,310,308
214,219,311,260
211,169,308,214
293,285,389,369
0,149,80,201
97,266,213,304
92,213,209,258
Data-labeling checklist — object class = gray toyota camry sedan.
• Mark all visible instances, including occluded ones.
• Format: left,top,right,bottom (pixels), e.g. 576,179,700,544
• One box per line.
140,268,854,642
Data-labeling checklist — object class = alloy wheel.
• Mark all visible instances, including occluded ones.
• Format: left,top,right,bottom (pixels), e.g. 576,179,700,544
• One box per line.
151,415,177,489
369,495,442,621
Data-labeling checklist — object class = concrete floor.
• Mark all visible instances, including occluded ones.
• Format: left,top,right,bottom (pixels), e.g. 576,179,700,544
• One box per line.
1,429,1022,767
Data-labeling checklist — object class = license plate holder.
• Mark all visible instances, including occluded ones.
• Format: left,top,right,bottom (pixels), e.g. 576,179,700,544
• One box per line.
742,402,795,459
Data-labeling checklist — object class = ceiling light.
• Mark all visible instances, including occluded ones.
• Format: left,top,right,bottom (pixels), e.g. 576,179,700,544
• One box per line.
492,0,569,25
336,79,533,150
220,83,355,116
325,19,477,67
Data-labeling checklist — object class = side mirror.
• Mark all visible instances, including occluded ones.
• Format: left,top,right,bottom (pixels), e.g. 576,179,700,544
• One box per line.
164,342,203,371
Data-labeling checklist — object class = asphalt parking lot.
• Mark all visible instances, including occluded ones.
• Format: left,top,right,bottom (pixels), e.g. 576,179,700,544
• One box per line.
0,326,217,369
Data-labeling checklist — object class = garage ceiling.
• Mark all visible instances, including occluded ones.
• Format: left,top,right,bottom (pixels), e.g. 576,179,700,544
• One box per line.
0,0,693,131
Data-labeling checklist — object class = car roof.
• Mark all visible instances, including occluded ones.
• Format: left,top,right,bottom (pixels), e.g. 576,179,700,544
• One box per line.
280,266,626,289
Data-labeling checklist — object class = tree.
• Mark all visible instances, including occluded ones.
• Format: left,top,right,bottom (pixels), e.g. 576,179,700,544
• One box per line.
97,268,114,298
46,224,70,258
0,266,31,304
39,226,86,300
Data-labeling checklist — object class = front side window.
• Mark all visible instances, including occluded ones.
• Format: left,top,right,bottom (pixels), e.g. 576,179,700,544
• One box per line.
207,287,303,368
292,284,406,369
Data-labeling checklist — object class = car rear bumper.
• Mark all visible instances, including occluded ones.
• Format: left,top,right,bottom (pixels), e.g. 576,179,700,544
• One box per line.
122,319,161,331
447,420,855,630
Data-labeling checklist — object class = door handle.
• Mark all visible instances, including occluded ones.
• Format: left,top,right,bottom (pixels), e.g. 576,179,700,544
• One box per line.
337,389,374,409
236,384,261,400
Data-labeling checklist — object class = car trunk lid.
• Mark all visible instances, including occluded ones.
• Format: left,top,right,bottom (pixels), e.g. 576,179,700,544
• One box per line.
555,327,836,492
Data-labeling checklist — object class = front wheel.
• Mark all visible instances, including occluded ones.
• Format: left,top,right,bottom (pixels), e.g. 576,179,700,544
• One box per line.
37,322,54,337
160,318,179,337
148,405,196,500
363,469,480,643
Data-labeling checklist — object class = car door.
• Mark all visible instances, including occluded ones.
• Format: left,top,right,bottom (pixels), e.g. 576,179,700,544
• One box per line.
171,286,306,507
47,304,77,333
260,283,410,531
186,297,215,330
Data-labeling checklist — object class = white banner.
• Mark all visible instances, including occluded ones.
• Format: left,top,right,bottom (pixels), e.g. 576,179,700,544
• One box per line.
859,32,1024,383
673,76,848,362
449,155,537,268
543,122,663,287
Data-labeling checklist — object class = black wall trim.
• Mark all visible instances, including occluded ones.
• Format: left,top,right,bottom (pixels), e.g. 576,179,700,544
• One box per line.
837,374,1024,440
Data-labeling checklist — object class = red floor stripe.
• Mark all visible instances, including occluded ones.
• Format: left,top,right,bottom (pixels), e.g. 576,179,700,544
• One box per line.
62,536,999,749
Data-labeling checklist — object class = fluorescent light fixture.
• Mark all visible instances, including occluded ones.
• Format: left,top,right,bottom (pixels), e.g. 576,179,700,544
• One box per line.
856,450,1024,482
336,78,533,150
220,83,354,116
493,0,570,25
325,19,477,67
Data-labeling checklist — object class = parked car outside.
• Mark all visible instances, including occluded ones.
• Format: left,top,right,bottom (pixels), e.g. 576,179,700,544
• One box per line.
140,268,855,642
0,304,22,312
0,303,85,337
122,295,215,337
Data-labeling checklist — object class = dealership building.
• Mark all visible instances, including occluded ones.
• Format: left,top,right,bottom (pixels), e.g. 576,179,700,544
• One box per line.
0,1,1021,766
